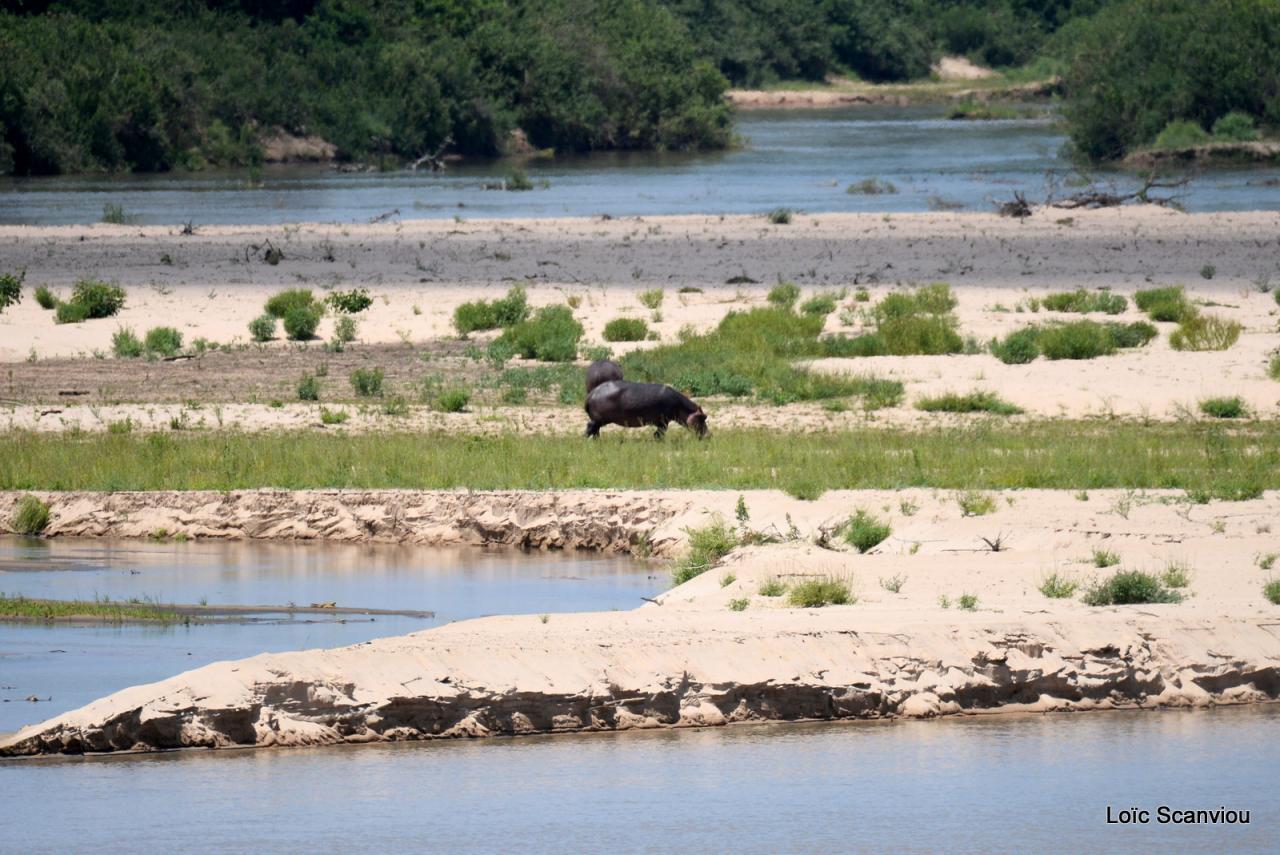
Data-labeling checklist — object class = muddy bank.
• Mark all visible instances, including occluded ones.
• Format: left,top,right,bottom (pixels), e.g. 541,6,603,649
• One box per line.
1124,140,1280,169
726,78,1060,109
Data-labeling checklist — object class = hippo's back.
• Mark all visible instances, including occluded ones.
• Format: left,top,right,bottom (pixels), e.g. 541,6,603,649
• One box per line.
585,359,624,396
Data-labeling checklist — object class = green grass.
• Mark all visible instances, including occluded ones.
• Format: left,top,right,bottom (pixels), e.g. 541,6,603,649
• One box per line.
603,317,649,342
767,282,800,308
1091,548,1120,568
1041,289,1127,315
264,288,316,319
297,374,320,402
1200,397,1246,419
767,207,793,225
318,407,348,425
946,101,1023,120
0,594,183,624
787,576,853,607
144,326,183,357
992,320,1156,363
1038,573,1078,598
727,597,749,612
841,509,891,553
1169,315,1241,352
638,289,664,310
496,304,583,362
1,423,1277,498
915,391,1022,415
11,494,50,534
956,490,997,516
34,284,57,310
248,314,276,342
672,518,738,585
758,577,787,597
350,367,384,397
846,178,897,195
433,388,471,413
453,285,529,335
1134,286,1194,323
1082,570,1183,606
1161,561,1192,589
111,327,144,358
1265,580,1280,605
957,593,979,610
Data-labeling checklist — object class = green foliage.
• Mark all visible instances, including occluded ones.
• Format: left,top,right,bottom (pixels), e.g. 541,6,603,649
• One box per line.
69,280,126,319
1083,570,1182,606
333,315,358,344
841,509,891,553
112,327,143,358
34,284,56,310
350,368,384,397
0,270,22,312
998,319,1155,362
54,300,90,325
325,288,372,314
265,289,316,319
957,593,979,611
758,577,787,597
1169,315,1241,352
916,391,1022,415
1200,396,1245,419
727,597,749,612
787,577,853,607
1092,548,1120,568
248,314,276,343
496,304,584,362
1041,289,1126,315
990,327,1041,364
847,178,897,195
767,207,793,225
638,289,665,310
800,292,839,317
1212,111,1259,142
453,286,530,335
1037,320,1116,360
12,494,50,535
505,168,534,191
956,490,996,516
1265,579,1280,605
1152,119,1210,150
602,317,649,342
1039,573,1078,598
100,203,133,224
297,374,320,402
319,407,349,425
1059,0,1280,160
672,518,737,585
1161,561,1192,588
767,282,801,308
283,305,322,341
143,326,183,357
1134,286,1193,322
434,388,471,413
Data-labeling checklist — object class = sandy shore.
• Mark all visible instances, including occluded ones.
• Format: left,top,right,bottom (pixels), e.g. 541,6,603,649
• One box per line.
4,487,1279,754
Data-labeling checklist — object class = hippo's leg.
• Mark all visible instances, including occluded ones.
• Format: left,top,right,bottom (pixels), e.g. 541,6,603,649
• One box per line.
585,420,601,438
653,421,667,441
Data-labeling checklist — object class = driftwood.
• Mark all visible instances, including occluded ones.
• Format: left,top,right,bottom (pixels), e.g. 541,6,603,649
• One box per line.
1051,172,1192,209
997,190,1032,219
410,135,454,172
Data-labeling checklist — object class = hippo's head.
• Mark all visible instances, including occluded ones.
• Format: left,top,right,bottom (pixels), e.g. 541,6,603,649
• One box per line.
686,409,709,439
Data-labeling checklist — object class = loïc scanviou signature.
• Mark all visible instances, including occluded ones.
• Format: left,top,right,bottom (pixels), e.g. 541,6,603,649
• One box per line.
1107,805,1251,825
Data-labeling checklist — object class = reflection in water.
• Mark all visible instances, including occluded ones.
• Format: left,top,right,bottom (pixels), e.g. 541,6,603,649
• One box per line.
3,107,1276,225
5,707,1276,853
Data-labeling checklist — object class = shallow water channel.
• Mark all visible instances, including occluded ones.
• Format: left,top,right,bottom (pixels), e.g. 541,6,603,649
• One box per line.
0,537,660,733
4,106,1277,225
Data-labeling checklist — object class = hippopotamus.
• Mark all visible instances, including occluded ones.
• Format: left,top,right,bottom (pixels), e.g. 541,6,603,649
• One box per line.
585,359,624,395
585,380,708,440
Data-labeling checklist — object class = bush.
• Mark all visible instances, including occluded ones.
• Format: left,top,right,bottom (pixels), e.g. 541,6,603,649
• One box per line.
672,518,737,585
916,391,1022,415
1083,570,1182,606
1152,119,1210,150
505,167,534,191
956,490,996,517
0,271,22,313
144,326,183,357
69,280,126,318
283,305,322,341
1134,286,1193,323
453,285,530,335
602,317,649,342
1212,111,1259,142
1170,315,1241,352
350,368,384,397
1107,321,1158,348
248,314,276,342
497,305,583,362
800,293,838,317
319,407,348,425
758,578,787,597
112,327,143,358
1039,573,1078,599
12,494,51,535
638,289,664,310
1041,289,1127,315
1038,321,1116,360
767,282,800,308
1265,580,1280,606
54,301,90,324
434,388,471,412
990,327,1041,364
787,577,853,607
297,374,320,401
34,285,57,310
325,288,372,314
1200,396,1246,419
841,510,891,553
847,178,897,195
265,289,316,319
768,207,793,225
334,315,358,344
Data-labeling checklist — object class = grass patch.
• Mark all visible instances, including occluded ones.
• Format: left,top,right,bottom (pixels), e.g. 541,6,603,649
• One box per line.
1083,570,1182,606
2,423,1277,498
1038,573,1078,598
34,284,57,310
1265,580,1280,605
1041,289,1126,315
11,494,50,534
879,573,906,594
1169,315,1241,352
1161,561,1192,589
840,509,891,553
264,288,316,319
672,518,737,585
495,304,583,362
956,490,997,517
1134,286,1194,323
767,282,800,308
767,207,793,225
248,314,276,342
453,285,529,335
847,178,897,195
799,292,839,317
1092,548,1120,568
603,317,649,342
325,288,372,314
758,577,787,597
296,374,320,401
957,593,979,611
1200,397,1246,419
433,388,471,413
283,305,322,341
638,289,664,310
916,391,1021,415
350,367,384,397
827,283,962,356
144,326,183,357
727,597,749,612
0,594,184,624
787,576,853,607
318,407,348,425
992,320,1156,363
111,327,144,358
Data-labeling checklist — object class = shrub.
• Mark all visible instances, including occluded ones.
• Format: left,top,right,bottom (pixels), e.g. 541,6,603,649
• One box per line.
758,578,787,597
248,314,276,342
326,288,372,314
1212,111,1259,142
1200,396,1245,419
1038,321,1116,360
767,207,793,225
453,285,529,334
1092,549,1120,568
0,271,22,312
787,577,853,607
1107,321,1158,348
1134,286,1192,322
672,518,737,585
319,407,348,425
12,494,51,535
1265,580,1280,606
841,509,890,553
497,305,583,362
334,315,358,344
916,391,1022,415
144,326,183,357
505,167,534,191
868,284,963,355
767,282,800,308
1162,561,1192,588
991,328,1041,364
1152,119,1210,150
847,178,897,195
350,368,384,397
1041,289,1127,315
34,285,57,310
956,490,996,517
638,289,664,309
54,300,90,324
958,593,979,611
297,374,320,401
112,327,143,358
264,289,316,319
800,292,838,317
431,388,469,413
1083,570,1182,606
1269,351,1280,381
69,280,126,318
1039,573,1078,599
283,305,322,341
1169,315,1241,352
602,317,649,342
727,597,749,612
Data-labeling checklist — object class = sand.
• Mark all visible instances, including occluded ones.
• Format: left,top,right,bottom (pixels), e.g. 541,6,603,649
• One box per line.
3,487,1279,754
